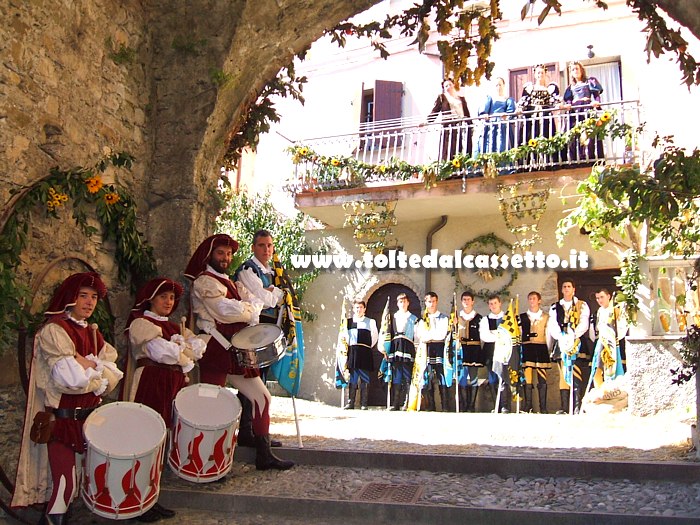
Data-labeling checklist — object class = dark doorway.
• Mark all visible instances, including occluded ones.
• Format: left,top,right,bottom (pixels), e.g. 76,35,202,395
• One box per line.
365,283,421,407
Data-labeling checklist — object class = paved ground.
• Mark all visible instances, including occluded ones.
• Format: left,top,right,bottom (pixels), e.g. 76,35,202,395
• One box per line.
1,392,698,524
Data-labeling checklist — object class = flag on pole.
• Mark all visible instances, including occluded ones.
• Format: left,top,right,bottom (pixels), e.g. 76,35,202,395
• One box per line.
268,253,305,396
335,298,350,388
492,299,518,381
377,297,392,384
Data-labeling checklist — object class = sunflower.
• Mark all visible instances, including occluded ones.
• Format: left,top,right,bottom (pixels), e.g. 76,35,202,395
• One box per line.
330,158,341,167
451,158,461,169
299,146,309,156
528,139,538,148
104,192,120,205
600,112,611,123
86,175,104,194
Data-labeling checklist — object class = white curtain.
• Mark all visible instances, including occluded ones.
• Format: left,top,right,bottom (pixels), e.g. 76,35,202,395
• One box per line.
586,62,622,103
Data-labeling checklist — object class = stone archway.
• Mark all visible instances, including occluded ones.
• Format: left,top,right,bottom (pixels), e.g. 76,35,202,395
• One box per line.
365,283,421,407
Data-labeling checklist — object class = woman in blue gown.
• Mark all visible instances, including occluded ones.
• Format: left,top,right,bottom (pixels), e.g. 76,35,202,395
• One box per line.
563,61,604,163
479,77,516,154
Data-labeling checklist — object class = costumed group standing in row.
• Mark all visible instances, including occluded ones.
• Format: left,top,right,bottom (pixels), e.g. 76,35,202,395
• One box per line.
336,279,627,416
12,230,297,524
424,62,605,165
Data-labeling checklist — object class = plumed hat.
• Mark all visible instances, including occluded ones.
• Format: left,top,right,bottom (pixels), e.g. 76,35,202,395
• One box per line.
45,272,107,316
184,234,239,280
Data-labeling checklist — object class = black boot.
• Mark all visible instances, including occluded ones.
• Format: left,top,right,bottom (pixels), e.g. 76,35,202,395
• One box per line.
237,393,282,447
398,383,409,411
438,385,450,412
153,502,176,519
255,435,294,471
41,514,66,525
467,386,478,412
344,383,358,409
523,384,534,413
556,389,569,415
458,386,469,412
537,383,548,414
573,386,582,415
423,387,435,411
237,392,255,447
359,382,369,410
390,384,402,410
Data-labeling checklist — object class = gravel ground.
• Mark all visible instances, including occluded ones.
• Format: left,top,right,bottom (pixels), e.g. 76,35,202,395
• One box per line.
1,386,698,524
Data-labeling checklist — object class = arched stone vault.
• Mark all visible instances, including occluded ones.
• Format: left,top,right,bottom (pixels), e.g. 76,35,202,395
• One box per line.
143,0,381,279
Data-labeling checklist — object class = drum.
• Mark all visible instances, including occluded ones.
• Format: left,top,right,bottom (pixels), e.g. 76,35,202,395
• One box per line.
82,402,167,520
231,324,287,368
168,384,241,483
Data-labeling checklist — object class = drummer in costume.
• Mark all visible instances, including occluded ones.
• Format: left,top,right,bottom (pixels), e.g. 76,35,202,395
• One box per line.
588,288,627,388
456,291,484,412
385,293,418,411
185,234,293,470
343,300,378,410
546,280,591,415
12,273,123,525
415,292,451,412
479,295,510,413
518,291,552,413
233,229,284,447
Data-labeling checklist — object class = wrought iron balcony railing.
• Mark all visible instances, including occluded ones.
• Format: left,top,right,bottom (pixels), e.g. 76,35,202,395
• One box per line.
289,100,642,193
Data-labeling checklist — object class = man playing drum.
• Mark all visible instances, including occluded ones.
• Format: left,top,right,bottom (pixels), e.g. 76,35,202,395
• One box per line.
233,229,284,447
185,234,293,470
125,277,207,520
12,272,123,525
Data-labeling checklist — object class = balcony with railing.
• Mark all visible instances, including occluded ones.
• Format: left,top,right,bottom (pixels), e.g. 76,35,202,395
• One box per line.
289,100,641,191
288,100,642,227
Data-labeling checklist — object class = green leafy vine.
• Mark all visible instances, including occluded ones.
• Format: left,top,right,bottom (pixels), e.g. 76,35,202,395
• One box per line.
454,233,518,300
0,152,157,353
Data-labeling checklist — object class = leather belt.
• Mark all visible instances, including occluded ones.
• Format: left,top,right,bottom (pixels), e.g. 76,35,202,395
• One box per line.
51,406,97,420
137,358,181,372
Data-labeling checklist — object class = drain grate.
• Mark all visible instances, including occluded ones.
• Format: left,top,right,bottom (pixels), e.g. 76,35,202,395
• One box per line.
355,483,424,504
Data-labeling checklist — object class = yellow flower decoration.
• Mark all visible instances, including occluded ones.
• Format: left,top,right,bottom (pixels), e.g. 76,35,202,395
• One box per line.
379,165,387,173
104,192,120,205
299,147,309,156
528,139,538,148
47,187,68,210
600,112,611,123
86,175,104,194
451,158,461,169
595,119,604,127
331,158,340,167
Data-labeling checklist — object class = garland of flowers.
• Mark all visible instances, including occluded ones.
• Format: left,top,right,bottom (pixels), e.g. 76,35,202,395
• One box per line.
0,152,157,352
288,111,630,192
454,233,518,300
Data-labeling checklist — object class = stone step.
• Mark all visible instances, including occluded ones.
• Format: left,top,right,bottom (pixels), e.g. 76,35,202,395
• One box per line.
233,445,700,482
152,447,700,525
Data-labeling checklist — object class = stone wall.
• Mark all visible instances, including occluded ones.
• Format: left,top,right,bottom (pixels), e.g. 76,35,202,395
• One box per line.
626,337,696,416
0,0,378,380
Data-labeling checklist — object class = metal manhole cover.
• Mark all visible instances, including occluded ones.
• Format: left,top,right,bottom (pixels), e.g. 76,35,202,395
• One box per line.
355,483,424,503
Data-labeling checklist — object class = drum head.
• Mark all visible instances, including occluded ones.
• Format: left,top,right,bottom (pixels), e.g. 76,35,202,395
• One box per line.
231,324,282,350
84,402,166,458
174,384,242,430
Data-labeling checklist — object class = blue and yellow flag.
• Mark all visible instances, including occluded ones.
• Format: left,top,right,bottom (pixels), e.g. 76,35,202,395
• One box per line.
268,253,305,396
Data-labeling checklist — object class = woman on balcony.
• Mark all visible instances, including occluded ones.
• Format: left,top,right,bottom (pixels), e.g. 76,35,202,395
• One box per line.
426,78,473,162
563,61,604,164
478,77,516,154
517,64,562,168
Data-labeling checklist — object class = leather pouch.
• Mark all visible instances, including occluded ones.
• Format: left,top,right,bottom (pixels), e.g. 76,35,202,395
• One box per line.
30,411,56,444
